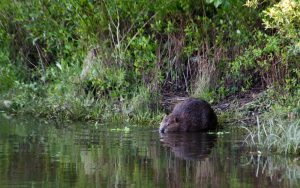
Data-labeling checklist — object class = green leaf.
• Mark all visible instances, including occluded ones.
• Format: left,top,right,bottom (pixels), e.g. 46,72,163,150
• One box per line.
214,0,223,8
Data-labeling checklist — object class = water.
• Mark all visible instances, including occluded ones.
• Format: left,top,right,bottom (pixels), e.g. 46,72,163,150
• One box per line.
0,113,299,188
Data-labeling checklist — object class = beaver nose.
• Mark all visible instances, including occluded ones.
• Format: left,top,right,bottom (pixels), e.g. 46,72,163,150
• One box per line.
159,128,165,133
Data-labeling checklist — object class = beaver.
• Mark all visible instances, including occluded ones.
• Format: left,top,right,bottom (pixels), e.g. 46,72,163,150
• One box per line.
159,98,217,133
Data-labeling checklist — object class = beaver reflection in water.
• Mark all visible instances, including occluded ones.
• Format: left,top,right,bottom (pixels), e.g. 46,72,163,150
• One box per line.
159,98,217,133
160,132,217,160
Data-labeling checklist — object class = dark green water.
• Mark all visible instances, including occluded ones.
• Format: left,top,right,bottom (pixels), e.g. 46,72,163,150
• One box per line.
0,113,299,188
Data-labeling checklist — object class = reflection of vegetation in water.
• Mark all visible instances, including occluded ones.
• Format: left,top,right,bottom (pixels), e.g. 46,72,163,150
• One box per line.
0,114,165,187
242,154,300,185
1,115,300,187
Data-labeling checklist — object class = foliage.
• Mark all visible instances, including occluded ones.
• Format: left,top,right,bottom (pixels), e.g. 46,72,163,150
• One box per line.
0,0,299,149
218,0,298,100
0,63,16,93
262,0,300,65
232,0,299,154
0,27,16,92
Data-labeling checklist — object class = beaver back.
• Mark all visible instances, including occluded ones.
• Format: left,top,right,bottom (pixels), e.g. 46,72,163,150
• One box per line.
160,98,217,133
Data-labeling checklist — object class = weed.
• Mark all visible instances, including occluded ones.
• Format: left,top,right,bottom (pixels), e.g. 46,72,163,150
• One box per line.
243,109,300,154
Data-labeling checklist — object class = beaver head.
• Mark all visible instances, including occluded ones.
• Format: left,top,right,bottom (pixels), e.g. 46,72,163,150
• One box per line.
159,114,180,133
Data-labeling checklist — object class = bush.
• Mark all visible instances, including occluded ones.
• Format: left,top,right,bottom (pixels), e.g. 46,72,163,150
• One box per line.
0,0,298,128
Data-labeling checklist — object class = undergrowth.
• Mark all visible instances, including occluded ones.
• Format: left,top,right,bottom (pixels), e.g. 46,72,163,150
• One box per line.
242,89,300,154
0,0,299,153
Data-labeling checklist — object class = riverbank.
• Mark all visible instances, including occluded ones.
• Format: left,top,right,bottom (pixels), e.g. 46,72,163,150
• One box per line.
217,87,300,155
0,83,299,155
1,0,299,154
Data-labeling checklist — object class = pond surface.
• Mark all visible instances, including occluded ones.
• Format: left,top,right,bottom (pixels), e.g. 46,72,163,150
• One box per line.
0,113,299,188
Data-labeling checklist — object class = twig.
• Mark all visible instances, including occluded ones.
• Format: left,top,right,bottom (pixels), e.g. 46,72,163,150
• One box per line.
124,13,157,52
34,42,46,81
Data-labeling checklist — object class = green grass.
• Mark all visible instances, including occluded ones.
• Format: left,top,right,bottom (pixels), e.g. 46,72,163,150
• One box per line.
243,115,300,155
243,92,300,154
0,79,162,125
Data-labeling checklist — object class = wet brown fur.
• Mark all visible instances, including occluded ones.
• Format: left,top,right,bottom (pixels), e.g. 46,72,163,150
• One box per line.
159,98,217,133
